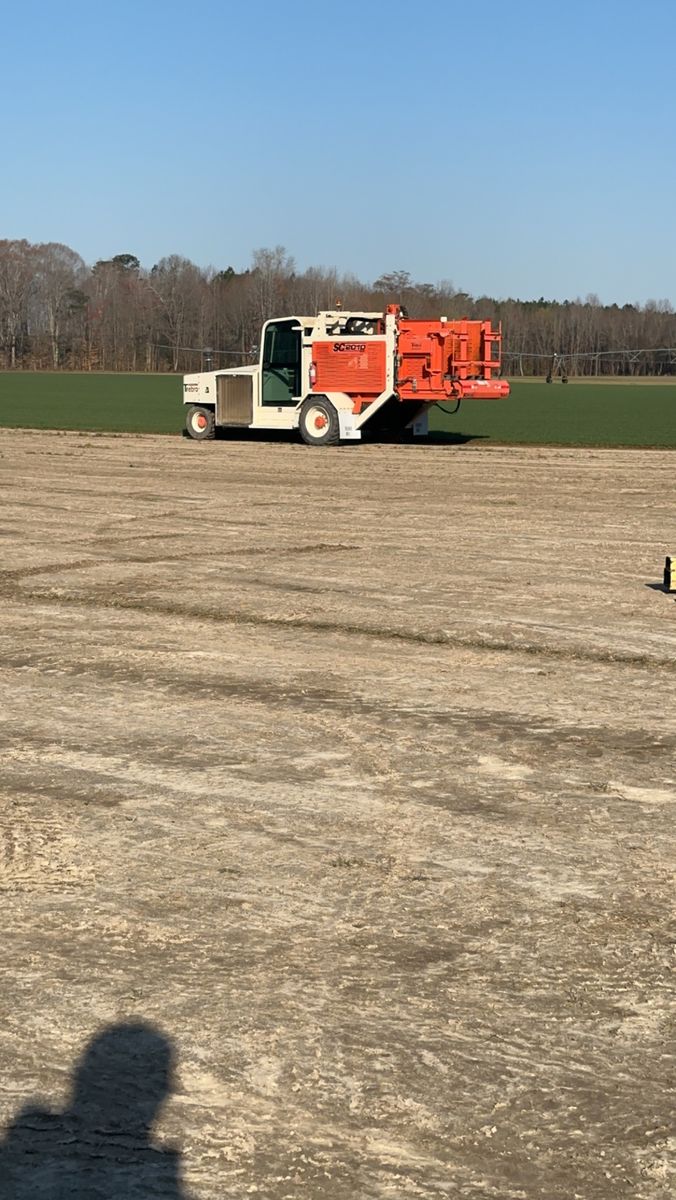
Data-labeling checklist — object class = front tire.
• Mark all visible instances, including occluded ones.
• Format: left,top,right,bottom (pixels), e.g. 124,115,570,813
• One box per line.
298,396,340,446
185,405,215,440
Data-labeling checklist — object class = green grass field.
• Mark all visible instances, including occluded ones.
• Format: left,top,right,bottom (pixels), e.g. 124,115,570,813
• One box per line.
1,372,675,447
431,378,676,448
0,372,183,434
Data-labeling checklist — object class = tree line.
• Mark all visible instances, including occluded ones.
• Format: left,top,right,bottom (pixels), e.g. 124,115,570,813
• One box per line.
1,238,675,376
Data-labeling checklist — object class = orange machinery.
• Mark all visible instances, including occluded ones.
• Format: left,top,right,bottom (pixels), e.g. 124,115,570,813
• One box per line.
310,304,509,415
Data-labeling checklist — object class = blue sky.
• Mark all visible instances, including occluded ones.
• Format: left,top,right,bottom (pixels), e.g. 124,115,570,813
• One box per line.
1,0,674,303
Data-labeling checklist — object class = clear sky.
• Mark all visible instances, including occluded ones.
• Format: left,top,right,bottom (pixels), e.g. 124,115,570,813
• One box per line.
2,0,674,304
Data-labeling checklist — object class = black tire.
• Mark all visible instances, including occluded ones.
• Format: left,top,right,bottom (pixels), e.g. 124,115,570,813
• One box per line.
298,396,340,446
185,405,216,440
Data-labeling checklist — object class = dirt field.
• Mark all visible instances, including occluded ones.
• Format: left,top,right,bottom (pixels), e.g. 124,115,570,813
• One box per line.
0,429,674,1199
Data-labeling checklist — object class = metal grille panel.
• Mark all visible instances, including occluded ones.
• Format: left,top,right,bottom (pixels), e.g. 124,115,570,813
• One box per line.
311,340,387,394
216,375,253,425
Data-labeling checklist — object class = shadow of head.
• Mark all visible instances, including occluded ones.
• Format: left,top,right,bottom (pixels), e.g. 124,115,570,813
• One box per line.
69,1022,175,1134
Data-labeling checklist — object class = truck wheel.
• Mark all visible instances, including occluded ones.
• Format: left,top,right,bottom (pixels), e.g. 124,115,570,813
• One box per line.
186,405,215,440
299,396,340,446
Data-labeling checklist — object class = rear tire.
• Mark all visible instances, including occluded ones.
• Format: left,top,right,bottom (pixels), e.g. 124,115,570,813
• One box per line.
298,396,340,446
185,405,215,440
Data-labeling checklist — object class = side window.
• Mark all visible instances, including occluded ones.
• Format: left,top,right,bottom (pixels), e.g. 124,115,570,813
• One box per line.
263,324,276,365
261,321,301,405
263,323,299,367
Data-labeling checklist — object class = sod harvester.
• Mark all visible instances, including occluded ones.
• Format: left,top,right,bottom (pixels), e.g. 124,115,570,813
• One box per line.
183,305,509,445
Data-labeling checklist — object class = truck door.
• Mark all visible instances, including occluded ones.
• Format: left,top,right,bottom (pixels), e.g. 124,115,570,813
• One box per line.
261,320,301,406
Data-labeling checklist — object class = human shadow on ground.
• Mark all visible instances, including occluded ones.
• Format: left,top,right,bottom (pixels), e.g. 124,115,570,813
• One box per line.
0,1021,188,1199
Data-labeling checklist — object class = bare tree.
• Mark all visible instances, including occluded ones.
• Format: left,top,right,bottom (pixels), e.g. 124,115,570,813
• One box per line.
32,242,86,367
250,246,295,325
3,237,676,376
0,240,35,367
148,255,206,371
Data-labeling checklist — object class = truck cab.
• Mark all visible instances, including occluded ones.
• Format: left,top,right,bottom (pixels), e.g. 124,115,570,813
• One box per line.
184,310,391,445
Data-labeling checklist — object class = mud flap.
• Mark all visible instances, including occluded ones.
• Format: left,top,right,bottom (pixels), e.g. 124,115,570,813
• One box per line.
411,409,429,437
338,410,362,440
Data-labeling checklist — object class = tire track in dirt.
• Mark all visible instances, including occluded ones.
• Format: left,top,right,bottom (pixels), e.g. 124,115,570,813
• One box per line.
3,641,674,758
0,543,360,583
5,579,676,670
0,797,89,892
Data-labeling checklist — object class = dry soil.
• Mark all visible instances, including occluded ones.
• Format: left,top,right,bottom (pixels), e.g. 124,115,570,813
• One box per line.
0,429,674,1199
